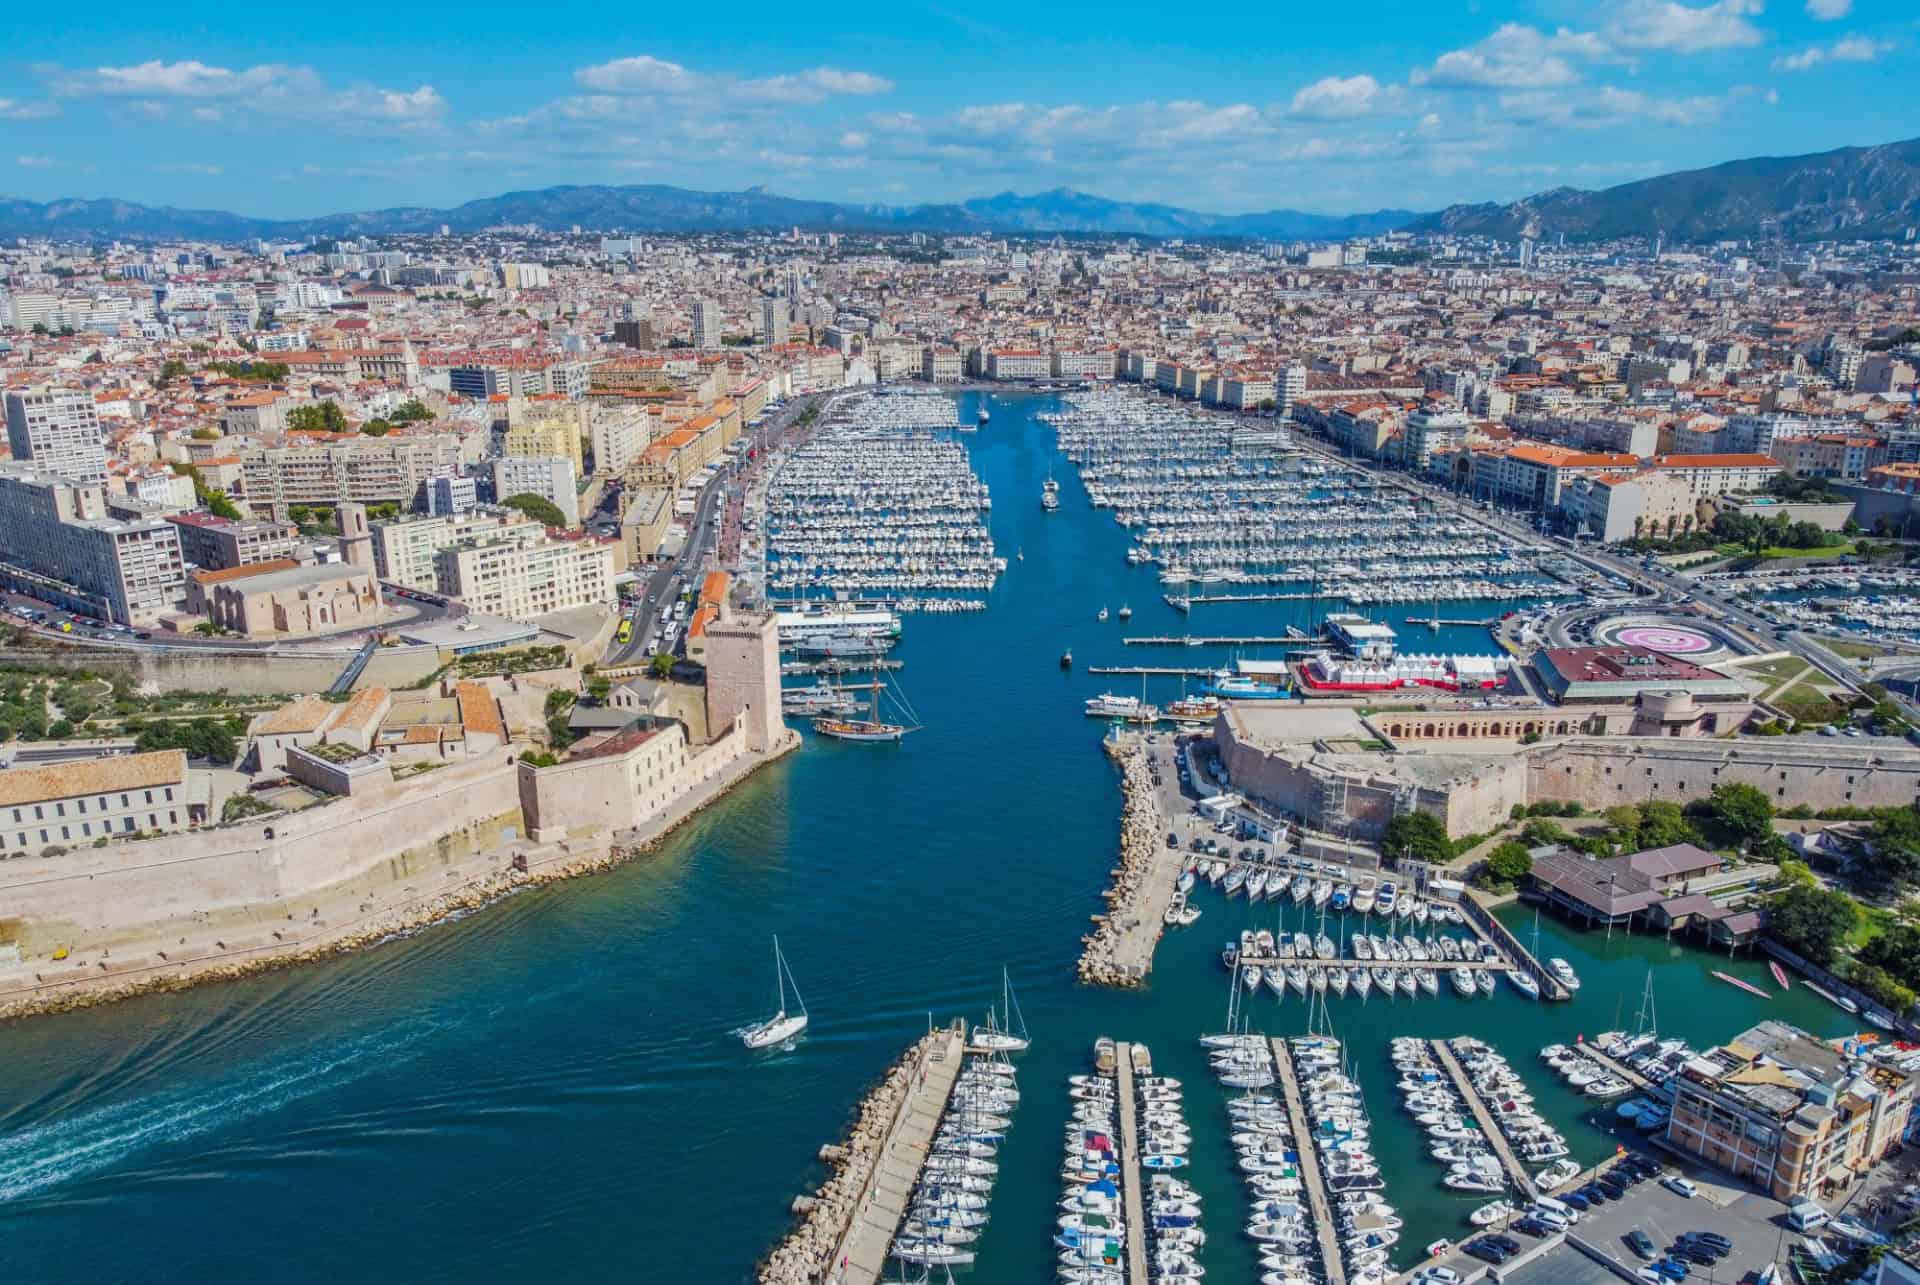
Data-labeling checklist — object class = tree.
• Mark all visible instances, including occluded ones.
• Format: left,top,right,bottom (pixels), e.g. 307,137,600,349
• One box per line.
648,652,675,679
205,490,243,520
1857,922,1920,991
1849,963,1917,1017
1865,804,1920,893
1383,811,1451,864
190,427,220,441
1485,841,1533,885
543,689,577,718
503,493,567,527
158,358,189,385
1766,883,1859,966
391,399,433,423
1709,782,1774,849
1520,817,1570,847
361,418,393,436
1603,805,1643,848
286,402,347,433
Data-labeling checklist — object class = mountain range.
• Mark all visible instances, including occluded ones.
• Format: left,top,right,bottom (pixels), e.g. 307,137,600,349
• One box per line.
2,136,1915,245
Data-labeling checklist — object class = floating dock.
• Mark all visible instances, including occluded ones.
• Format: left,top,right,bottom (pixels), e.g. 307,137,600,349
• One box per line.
1429,1038,1538,1201
1271,1037,1350,1285
1113,1041,1150,1285
1088,665,1218,676
1576,1042,1655,1094
1124,634,1300,647
827,1023,966,1285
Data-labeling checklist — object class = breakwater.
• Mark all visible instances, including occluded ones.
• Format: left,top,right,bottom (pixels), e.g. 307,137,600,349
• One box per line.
1078,738,1179,986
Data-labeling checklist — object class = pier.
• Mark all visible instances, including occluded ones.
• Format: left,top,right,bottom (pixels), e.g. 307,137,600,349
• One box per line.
1460,891,1570,1001
1088,665,1218,676
1079,740,1186,986
1271,1037,1351,1285
1403,616,1500,628
1125,634,1301,646
1112,1041,1150,1285
1577,1042,1655,1094
824,1024,965,1285
1429,1038,1538,1201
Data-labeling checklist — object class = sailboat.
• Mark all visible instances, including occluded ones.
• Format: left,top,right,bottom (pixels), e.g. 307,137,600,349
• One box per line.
971,968,1031,1053
741,936,809,1049
814,668,921,743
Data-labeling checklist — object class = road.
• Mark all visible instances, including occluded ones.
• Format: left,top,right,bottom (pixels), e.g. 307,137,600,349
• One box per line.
0,586,454,657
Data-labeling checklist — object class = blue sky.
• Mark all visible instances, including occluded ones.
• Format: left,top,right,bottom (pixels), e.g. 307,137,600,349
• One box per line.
0,0,1913,218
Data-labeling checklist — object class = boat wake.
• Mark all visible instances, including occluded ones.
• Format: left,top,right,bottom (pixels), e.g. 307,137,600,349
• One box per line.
0,1021,441,1204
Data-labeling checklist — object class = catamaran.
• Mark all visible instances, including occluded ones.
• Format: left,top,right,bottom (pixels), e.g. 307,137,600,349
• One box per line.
741,936,809,1049
971,968,1031,1053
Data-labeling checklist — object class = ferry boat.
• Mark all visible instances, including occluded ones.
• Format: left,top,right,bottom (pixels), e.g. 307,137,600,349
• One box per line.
773,604,902,645
1198,669,1290,700
1162,695,1221,724
1084,693,1159,722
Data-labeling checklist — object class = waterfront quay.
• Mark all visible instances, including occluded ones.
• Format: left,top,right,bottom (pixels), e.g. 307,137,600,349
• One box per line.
1429,1038,1539,1200
1272,1036,1351,1285
1078,737,1188,986
1113,1040,1151,1285
760,1023,964,1285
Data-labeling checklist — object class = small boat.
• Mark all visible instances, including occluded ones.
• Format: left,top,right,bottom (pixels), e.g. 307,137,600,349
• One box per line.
1506,969,1541,1000
1713,970,1772,999
1548,957,1581,992
1061,649,1073,669
1097,606,1109,622
970,967,1030,1052
740,936,809,1049
1771,961,1791,991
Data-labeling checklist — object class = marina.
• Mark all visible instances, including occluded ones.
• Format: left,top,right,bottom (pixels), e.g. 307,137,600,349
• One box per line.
1272,1034,1354,1285
1427,1038,1540,1201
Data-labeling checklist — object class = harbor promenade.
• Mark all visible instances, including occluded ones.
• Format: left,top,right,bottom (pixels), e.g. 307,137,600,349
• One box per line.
827,1024,965,1285
1430,1039,1538,1201
1113,1041,1149,1285
1271,1037,1350,1285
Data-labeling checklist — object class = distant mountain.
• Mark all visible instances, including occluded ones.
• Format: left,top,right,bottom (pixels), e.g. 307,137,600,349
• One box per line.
1411,136,1920,242
3,137,1915,244
0,183,1414,243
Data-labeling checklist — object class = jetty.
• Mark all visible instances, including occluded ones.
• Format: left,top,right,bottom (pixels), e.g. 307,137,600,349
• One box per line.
759,1023,964,1285
1429,1038,1537,1200
1576,1041,1655,1094
1460,892,1569,1001
1403,616,1499,628
1088,665,1218,677
1113,1041,1150,1285
1125,634,1300,646
1079,739,1186,986
1271,1037,1350,1285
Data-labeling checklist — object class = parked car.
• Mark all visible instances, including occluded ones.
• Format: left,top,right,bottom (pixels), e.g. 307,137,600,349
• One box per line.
1661,1176,1699,1199
1627,1231,1657,1259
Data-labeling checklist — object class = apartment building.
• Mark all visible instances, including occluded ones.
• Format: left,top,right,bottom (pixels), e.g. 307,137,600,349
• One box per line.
1220,372,1275,411
691,300,722,350
1277,365,1307,419
586,404,648,475
985,349,1050,381
1469,443,1642,510
165,511,299,572
0,749,193,854
758,297,789,346
1402,405,1472,473
433,533,615,621
371,510,544,590
240,433,462,518
502,411,586,477
1665,1021,1913,1202
491,455,580,527
921,349,963,383
1649,453,1783,499
1052,350,1113,382
1771,434,1887,481
5,386,107,484
1560,470,1697,543
0,465,185,624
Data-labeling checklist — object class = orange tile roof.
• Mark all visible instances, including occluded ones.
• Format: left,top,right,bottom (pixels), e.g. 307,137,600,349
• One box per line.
0,749,187,808
189,558,301,586
455,681,505,740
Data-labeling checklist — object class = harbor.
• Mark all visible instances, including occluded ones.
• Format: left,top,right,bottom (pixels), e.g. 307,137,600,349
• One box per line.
1428,1038,1540,1201
0,390,1896,1285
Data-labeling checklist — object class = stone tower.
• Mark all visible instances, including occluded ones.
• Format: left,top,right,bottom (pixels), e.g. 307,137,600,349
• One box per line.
703,604,784,753
337,501,375,573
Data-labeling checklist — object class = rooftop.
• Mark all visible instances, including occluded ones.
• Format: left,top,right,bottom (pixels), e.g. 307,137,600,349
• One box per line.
0,749,188,808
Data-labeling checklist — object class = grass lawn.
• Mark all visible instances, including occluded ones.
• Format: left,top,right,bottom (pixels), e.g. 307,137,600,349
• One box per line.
1756,543,1855,560
1746,656,1811,682
1846,903,1895,950
1819,636,1887,660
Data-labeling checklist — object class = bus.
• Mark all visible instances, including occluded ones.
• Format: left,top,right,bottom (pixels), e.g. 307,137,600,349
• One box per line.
616,619,634,645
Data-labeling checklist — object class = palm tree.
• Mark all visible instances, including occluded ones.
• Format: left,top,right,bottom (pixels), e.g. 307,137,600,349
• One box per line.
1633,515,1646,543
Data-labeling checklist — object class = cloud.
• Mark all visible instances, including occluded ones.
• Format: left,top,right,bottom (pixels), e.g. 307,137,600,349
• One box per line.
1805,0,1850,16
1412,24,1602,89
1603,0,1765,52
16,155,63,168
0,97,60,120
40,59,445,127
159,161,223,175
1499,85,1731,127
838,131,869,150
576,56,891,104
1773,35,1893,70
331,85,447,122
52,59,290,97
1288,75,1383,120
575,55,698,95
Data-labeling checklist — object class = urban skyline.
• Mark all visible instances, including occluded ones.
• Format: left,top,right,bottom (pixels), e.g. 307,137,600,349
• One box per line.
2,0,1914,217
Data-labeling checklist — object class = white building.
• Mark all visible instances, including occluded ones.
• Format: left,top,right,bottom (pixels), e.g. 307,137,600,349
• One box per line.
691,299,722,349
5,386,108,485
759,296,789,346
492,455,580,527
0,465,185,624
589,405,648,475
434,533,614,621
985,350,1050,381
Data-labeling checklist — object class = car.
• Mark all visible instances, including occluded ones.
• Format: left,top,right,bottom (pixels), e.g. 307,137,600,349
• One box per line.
1463,1242,1510,1265
1512,1218,1553,1238
1487,1235,1522,1255
1562,1192,1591,1210
1654,1259,1690,1281
1417,1269,1463,1285
1627,1232,1658,1259
1674,1247,1720,1266
1166,834,1179,849
1661,1176,1699,1199
1685,1233,1733,1253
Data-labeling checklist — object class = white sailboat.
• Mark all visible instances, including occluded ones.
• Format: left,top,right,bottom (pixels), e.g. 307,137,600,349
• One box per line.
741,935,809,1049
971,968,1031,1053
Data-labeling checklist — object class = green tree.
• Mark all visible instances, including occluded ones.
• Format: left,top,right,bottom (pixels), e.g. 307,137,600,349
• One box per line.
1603,804,1643,848
391,400,433,423
649,652,675,679
1848,963,1917,1016
1857,922,1920,991
503,493,567,527
361,418,393,436
1766,883,1859,965
1710,782,1775,849
286,401,347,433
1520,817,1570,847
1865,804,1920,893
543,689,577,718
158,359,189,385
1485,840,1534,885
1383,811,1451,864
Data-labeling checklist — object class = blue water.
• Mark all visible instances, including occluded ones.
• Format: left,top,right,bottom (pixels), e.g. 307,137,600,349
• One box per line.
0,393,1863,1282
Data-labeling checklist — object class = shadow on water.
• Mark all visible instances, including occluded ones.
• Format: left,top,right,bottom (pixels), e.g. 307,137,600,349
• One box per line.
0,392,1871,1284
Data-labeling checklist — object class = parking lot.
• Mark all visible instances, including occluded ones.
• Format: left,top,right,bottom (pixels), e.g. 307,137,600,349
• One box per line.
1565,1170,1797,1285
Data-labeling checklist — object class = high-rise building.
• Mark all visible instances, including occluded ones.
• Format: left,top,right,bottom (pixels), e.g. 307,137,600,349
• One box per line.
5,386,107,485
759,296,789,346
0,465,185,624
1277,365,1307,419
427,476,479,516
691,299,721,349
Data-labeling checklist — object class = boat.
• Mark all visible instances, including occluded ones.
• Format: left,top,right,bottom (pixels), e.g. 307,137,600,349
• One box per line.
1506,969,1541,1000
1097,606,1109,622
815,670,921,742
977,406,990,423
1118,605,1133,620
740,936,809,1049
1771,961,1791,991
1042,490,1061,512
970,968,1030,1052
1061,649,1073,669
1085,693,1159,722
1548,958,1581,992
1713,970,1772,999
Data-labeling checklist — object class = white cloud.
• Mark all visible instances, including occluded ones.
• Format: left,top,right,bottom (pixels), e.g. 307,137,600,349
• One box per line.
59,59,290,97
804,68,892,96
575,55,698,94
838,131,869,150
1412,24,1599,89
1604,0,1765,52
1500,85,1730,127
0,98,59,120
1288,74,1382,120
331,85,447,122
1773,34,1893,70
40,59,445,128
16,155,62,168
1805,0,1851,17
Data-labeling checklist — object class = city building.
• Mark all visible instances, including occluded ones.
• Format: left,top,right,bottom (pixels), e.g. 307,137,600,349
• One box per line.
370,509,544,590
0,749,195,854
0,465,185,624
433,532,614,621
691,299,722,350
164,511,299,572
5,386,107,485
240,434,463,519
427,475,479,516
1665,1020,1915,1201
491,455,580,527
985,349,1050,381
758,296,789,346
203,562,384,638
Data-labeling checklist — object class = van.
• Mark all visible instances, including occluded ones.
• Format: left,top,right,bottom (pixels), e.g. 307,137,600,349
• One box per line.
1787,1198,1829,1232
1533,1195,1580,1225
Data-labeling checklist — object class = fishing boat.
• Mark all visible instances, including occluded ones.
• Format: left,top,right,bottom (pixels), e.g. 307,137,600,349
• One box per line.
1713,970,1772,999
970,968,1031,1052
740,936,809,1048
1770,961,1791,991
814,669,921,742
